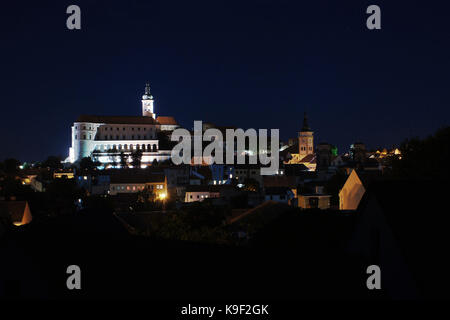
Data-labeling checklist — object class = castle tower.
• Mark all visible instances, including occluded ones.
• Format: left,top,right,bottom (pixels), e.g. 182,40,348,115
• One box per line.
298,112,314,158
142,83,155,118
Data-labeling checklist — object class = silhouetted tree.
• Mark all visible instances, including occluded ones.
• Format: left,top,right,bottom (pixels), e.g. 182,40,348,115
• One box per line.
389,126,450,179
119,152,129,169
131,149,143,168
42,156,63,170
2,158,20,173
80,157,95,171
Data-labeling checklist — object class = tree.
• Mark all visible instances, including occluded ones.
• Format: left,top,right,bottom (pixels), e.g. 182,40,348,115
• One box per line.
119,152,129,169
42,156,63,170
80,157,95,171
131,149,143,168
3,158,20,173
389,126,450,179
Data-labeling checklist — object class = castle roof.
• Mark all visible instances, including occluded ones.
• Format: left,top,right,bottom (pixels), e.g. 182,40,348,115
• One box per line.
156,116,178,125
76,115,157,125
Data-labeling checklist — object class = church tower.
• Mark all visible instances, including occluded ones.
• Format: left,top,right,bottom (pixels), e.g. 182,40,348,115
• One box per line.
142,83,155,118
298,112,314,158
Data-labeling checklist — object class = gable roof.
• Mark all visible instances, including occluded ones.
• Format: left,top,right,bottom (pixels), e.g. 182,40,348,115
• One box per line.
264,186,292,195
76,115,157,125
110,173,165,184
299,154,316,163
156,116,178,125
0,201,28,224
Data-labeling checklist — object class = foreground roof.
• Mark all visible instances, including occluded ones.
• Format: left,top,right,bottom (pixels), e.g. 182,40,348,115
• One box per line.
0,201,27,224
76,115,157,125
110,173,165,184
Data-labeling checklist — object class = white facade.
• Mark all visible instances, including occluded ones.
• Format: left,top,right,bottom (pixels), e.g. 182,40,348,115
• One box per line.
67,84,173,165
185,191,220,202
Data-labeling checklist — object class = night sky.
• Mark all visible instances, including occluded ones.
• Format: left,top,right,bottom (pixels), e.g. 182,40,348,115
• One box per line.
1,0,449,161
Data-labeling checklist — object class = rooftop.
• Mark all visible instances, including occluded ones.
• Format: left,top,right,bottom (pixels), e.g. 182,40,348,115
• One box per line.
76,115,157,125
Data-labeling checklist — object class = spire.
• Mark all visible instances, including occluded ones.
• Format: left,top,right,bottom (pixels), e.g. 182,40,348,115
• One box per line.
302,112,311,131
143,82,153,100
145,82,151,95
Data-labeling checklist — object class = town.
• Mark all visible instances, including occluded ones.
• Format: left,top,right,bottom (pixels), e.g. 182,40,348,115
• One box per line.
2,80,449,300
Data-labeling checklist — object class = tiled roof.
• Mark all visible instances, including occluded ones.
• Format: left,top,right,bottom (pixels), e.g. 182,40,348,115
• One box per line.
76,115,157,125
185,185,232,192
0,201,27,223
110,173,165,184
299,154,316,163
156,116,178,125
264,186,292,195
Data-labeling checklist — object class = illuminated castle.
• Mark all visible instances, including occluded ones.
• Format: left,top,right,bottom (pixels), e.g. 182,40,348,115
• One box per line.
66,83,179,167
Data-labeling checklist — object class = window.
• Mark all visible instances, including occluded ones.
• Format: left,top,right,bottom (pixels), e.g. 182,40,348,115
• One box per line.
123,127,125,131
131,135,134,139
132,128,134,131
123,135,126,139
75,135,77,139
116,135,119,140
83,135,86,139
138,128,141,131
137,135,141,139
190,195,193,199
117,128,119,131
110,135,113,139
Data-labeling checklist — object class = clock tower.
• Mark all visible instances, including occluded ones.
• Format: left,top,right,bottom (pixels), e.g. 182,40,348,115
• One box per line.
142,83,155,118
298,112,314,158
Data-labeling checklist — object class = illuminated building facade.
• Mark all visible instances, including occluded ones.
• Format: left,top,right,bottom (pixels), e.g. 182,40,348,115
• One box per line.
66,84,178,166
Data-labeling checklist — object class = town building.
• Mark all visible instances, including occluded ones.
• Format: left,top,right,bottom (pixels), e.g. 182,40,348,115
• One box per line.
184,185,221,202
109,172,167,199
282,112,316,171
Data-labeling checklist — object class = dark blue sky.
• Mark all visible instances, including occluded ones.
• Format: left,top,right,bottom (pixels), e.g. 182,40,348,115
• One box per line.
1,0,449,161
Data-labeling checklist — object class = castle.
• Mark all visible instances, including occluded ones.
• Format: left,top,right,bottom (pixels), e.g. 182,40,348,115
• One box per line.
66,83,179,167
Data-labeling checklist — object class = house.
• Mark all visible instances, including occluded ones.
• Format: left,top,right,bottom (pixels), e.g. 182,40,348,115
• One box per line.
184,185,221,202
53,170,75,179
264,186,295,204
109,172,167,199
155,116,179,132
234,164,263,187
0,200,33,226
339,169,381,210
